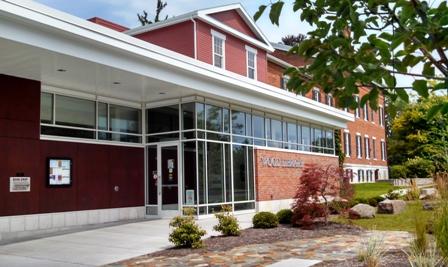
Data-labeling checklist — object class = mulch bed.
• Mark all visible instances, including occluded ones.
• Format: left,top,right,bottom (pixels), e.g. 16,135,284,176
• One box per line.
148,222,364,258
314,250,410,267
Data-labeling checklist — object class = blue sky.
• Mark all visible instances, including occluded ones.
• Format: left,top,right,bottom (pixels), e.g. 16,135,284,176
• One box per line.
35,0,313,43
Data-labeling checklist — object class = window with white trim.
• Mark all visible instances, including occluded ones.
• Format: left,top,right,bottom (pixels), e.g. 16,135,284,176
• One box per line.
312,89,321,102
381,140,387,160
326,94,334,107
212,30,225,69
246,46,257,79
372,138,377,159
364,136,370,159
363,103,369,121
354,95,360,118
343,132,351,157
356,134,362,158
379,106,384,126
281,75,290,90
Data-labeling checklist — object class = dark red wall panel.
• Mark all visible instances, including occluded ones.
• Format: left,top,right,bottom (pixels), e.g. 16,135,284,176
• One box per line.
0,74,145,217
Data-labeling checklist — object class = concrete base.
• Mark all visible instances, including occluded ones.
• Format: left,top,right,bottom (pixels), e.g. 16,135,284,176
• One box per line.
256,199,294,213
0,206,145,244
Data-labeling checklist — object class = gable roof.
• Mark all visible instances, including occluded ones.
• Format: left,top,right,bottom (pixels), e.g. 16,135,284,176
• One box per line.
125,3,274,52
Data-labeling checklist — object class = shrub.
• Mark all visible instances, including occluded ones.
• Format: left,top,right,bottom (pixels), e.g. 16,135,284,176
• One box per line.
405,157,435,178
434,172,448,200
434,201,448,258
391,165,408,179
411,208,429,255
252,212,278,228
329,200,351,214
357,234,385,267
168,207,206,249
405,179,421,201
213,205,240,236
292,164,341,226
406,244,446,267
386,189,401,200
276,209,293,224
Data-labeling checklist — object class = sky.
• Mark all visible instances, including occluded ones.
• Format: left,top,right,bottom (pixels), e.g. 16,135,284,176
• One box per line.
35,0,312,43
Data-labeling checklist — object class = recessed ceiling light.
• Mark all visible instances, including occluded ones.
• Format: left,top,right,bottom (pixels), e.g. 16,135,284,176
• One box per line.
159,92,166,95
113,82,121,85
57,69,67,72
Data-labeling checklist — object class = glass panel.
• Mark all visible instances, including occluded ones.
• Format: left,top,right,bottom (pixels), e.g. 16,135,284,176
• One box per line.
223,108,230,133
198,141,206,204
224,144,232,202
110,104,141,134
147,105,179,134
271,119,282,141
233,145,249,201
147,145,157,205
55,95,95,128
287,122,298,150
234,202,255,211
207,142,224,204
196,103,205,129
265,118,271,139
161,145,178,210
232,110,245,136
183,142,197,205
206,104,222,132
248,147,254,200
98,102,108,130
146,133,179,143
312,128,322,152
41,126,95,139
253,115,265,146
40,92,53,124
182,103,195,130
301,125,311,151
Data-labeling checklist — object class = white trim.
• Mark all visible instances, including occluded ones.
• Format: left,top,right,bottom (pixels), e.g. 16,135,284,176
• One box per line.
343,129,350,133
245,45,257,54
246,46,257,80
343,163,388,169
356,132,361,136
364,134,369,137
40,135,145,148
211,30,226,69
372,136,377,140
254,145,338,158
211,29,226,40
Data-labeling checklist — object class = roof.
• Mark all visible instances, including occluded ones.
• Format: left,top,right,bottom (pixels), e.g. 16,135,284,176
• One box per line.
270,42,292,52
125,3,274,52
88,17,129,32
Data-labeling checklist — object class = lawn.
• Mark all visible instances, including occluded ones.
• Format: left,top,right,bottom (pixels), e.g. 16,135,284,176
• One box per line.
332,201,434,232
353,182,401,199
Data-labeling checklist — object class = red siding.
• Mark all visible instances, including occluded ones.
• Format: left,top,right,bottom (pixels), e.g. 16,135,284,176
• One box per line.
0,74,144,217
88,17,129,32
134,21,195,58
196,21,267,82
210,10,258,39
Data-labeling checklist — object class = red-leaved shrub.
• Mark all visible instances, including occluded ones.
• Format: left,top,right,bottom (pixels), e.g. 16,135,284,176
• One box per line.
292,164,348,227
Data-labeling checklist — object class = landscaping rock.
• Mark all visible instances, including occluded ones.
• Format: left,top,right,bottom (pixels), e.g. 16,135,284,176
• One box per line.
420,188,438,200
423,202,437,211
348,204,376,219
377,199,407,214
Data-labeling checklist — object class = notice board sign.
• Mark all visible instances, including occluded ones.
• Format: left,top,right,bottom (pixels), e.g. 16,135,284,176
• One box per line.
10,177,31,192
47,158,72,187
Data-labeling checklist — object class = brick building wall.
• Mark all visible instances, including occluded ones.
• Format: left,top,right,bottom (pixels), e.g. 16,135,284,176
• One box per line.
254,148,338,201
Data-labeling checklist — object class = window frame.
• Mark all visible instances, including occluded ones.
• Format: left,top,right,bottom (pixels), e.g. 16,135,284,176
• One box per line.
312,88,321,102
364,135,370,159
211,29,226,69
343,131,351,157
245,45,257,80
356,134,362,159
354,95,360,118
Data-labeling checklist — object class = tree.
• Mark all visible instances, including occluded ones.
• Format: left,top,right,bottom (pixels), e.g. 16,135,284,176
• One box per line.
254,1,448,116
282,34,307,46
137,0,168,26
388,95,448,175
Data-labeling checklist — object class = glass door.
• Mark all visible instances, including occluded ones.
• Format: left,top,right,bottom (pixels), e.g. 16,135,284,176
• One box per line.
157,142,181,217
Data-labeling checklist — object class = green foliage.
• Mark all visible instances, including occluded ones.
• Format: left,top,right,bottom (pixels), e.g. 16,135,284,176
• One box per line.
252,212,278,228
386,189,401,200
390,165,408,179
434,201,448,258
411,206,429,255
354,183,398,199
213,205,240,236
405,179,421,201
276,209,293,224
388,96,448,174
255,1,448,116
168,208,206,249
357,234,385,267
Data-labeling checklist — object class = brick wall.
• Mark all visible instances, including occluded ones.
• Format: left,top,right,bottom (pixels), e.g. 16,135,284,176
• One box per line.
254,149,338,201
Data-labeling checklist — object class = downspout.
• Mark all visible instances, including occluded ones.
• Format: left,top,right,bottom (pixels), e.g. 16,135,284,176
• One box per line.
190,17,197,59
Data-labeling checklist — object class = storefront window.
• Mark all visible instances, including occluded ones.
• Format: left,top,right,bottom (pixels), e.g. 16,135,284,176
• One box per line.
207,142,225,204
287,122,298,150
40,92,53,124
269,118,283,148
232,110,245,136
183,142,196,205
182,103,195,130
56,95,95,129
301,125,311,151
206,104,222,132
147,105,179,134
252,115,265,146
233,145,254,202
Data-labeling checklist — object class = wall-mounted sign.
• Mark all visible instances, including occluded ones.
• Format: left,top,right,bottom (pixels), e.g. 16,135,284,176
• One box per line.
261,157,304,168
10,177,31,192
47,158,72,187
185,190,195,205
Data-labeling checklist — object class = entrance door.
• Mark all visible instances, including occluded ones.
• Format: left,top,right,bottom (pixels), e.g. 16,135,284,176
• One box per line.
157,142,181,218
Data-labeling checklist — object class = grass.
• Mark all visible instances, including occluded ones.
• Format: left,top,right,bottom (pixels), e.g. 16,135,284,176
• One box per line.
333,201,434,232
353,183,401,199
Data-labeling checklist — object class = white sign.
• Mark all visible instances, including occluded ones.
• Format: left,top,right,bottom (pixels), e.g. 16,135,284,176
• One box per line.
10,177,31,192
261,157,304,168
48,159,71,186
185,190,195,205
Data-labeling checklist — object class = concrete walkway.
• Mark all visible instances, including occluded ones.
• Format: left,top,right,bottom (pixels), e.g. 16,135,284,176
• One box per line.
0,213,255,267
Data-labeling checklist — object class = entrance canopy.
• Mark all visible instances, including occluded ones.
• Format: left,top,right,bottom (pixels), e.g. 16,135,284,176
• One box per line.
0,0,352,128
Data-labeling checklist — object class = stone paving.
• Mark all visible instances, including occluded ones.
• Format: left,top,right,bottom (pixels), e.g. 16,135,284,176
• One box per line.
111,231,412,267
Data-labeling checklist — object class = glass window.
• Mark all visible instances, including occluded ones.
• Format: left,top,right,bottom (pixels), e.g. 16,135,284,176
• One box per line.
198,141,206,204
109,104,141,134
40,92,53,124
55,95,95,129
223,108,230,133
232,110,245,135
233,145,254,202
325,130,334,154
312,127,322,152
147,105,179,134
196,103,205,130
182,103,195,130
312,89,320,102
252,115,265,146
213,36,224,68
206,104,222,132
98,102,108,131
207,142,225,204
355,96,360,118
287,122,298,149
372,138,377,159
301,125,311,151
183,142,197,205
269,119,282,148
247,50,256,79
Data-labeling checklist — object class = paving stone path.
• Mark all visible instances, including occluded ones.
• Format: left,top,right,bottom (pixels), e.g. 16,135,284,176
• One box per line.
112,231,412,267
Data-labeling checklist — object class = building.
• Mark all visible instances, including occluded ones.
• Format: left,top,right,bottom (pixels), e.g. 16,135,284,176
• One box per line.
267,43,389,183
0,1,353,241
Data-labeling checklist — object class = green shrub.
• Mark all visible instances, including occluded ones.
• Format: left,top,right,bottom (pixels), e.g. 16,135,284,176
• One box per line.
386,189,401,200
391,165,408,179
276,209,293,224
213,205,240,236
367,196,386,207
252,212,278,228
169,208,206,249
405,179,421,201
434,201,448,258
405,157,435,178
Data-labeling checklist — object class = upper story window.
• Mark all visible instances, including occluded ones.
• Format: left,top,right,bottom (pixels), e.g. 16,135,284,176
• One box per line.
245,45,257,80
379,106,385,126
356,134,362,158
326,94,334,107
354,95,360,118
312,88,320,102
343,131,351,157
211,30,226,69
281,75,290,90
363,103,369,121
364,136,370,159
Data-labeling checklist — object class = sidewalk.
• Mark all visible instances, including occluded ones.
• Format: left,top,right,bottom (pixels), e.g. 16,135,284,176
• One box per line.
0,213,254,267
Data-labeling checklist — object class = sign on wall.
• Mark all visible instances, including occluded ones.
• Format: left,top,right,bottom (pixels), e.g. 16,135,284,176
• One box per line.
185,190,195,205
47,158,72,187
261,157,304,168
10,177,31,192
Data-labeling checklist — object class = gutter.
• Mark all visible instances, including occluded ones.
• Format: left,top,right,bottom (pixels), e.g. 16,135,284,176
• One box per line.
190,17,197,59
